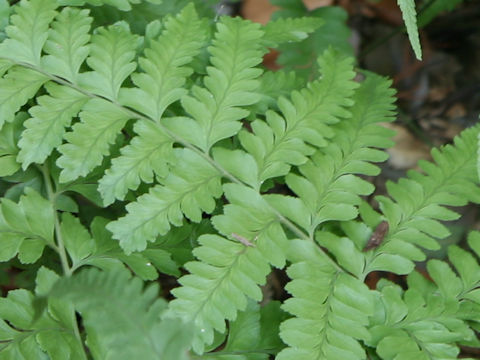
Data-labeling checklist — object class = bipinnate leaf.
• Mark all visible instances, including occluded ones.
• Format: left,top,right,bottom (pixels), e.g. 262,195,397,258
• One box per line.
168,184,288,353
266,74,396,235
397,0,422,60
278,240,373,359
42,7,91,83
48,267,192,360
365,125,480,274
98,118,173,205
17,83,88,168
0,67,48,128
57,99,130,182
108,148,222,253
0,187,53,263
170,16,264,151
119,4,207,120
0,0,57,66
79,21,138,101
239,49,358,183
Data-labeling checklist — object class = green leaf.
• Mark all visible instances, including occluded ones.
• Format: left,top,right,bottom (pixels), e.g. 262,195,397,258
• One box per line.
42,7,91,83
57,98,130,182
397,0,422,60
79,21,138,101
119,4,207,120
239,49,358,183
17,83,88,168
169,184,288,353
60,213,95,267
0,187,53,263
0,0,57,66
171,16,264,151
0,287,85,360
108,148,222,253
263,16,323,46
278,240,373,359
49,267,192,360
0,66,48,128
98,118,173,205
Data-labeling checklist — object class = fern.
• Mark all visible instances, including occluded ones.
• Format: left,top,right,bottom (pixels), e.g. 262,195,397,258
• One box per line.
0,0,478,359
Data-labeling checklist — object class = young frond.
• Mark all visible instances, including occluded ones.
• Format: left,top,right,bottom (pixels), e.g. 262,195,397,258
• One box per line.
239,49,358,183
0,0,57,66
17,83,88,167
57,99,130,182
364,125,480,275
79,22,138,101
167,16,265,151
278,240,373,360
0,66,48,128
168,184,289,354
42,7,91,84
98,119,173,205
107,148,222,253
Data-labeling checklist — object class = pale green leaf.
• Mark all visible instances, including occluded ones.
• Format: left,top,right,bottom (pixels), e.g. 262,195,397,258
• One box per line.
98,118,173,205
17,83,88,168
0,67,47,128
119,4,207,120
79,21,138,101
108,148,222,253
42,7,91,83
0,0,57,66
57,98,130,182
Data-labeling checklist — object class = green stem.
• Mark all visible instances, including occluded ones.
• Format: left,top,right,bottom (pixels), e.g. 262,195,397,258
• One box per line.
41,163,72,277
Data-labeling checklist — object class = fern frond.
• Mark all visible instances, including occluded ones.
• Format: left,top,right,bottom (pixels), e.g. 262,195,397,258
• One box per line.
0,0,57,66
98,119,173,205
57,99,130,182
107,148,222,253
278,239,373,359
79,22,138,101
0,66,48,128
167,16,264,151
96,5,207,203
17,83,88,168
368,240,480,360
168,183,289,353
265,73,396,235
239,49,358,183
42,7,91,84
263,16,323,46
48,267,193,360
0,187,53,263
0,284,85,359
365,125,480,275
119,3,207,120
